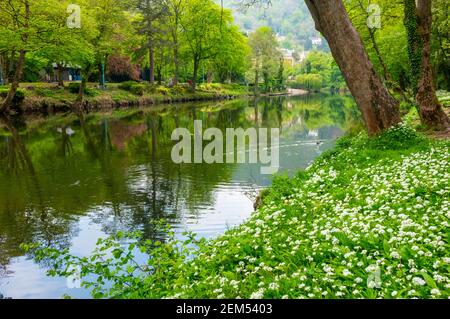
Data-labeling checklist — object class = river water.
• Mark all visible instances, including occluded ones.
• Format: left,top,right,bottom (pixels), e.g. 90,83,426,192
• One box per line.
0,94,359,298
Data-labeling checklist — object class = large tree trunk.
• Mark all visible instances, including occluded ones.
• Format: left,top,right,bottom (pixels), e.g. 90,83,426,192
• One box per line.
413,0,449,129
0,50,26,114
305,0,401,136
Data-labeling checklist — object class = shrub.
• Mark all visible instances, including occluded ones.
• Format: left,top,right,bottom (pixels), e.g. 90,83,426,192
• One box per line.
67,83,98,97
156,86,170,96
0,88,26,103
129,84,146,96
368,123,427,150
118,81,148,96
172,84,189,94
118,81,139,91
35,88,57,98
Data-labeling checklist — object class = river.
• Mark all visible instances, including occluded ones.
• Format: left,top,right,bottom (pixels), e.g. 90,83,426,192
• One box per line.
0,94,359,298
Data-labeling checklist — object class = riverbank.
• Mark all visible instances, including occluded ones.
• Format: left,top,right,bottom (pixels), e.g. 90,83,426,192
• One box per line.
29,121,450,299
0,82,251,114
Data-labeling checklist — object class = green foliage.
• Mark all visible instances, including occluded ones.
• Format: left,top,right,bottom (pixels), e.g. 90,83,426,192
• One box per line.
0,88,26,103
366,123,427,150
288,51,346,90
247,26,283,93
129,84,146,96
117,81,154,96
118,81,139,91
290,74,323,91
67,83,98,97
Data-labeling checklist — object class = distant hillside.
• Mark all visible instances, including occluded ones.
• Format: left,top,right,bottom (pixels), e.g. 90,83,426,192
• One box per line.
222,0,327,51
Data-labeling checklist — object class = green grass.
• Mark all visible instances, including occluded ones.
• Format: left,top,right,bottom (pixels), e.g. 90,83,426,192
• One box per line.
24,124,450,299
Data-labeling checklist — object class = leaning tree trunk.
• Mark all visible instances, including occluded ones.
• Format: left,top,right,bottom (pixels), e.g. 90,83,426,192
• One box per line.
305,0,401,136
404,0,449,129
0,50,26,114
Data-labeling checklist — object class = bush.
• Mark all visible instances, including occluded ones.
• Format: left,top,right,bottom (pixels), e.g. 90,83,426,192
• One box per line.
129,84,146,96
0,88,26,103
172,84,189,94
368,123,427,150
35,88,57,98
118,81,139,91
67,83,97,97
118,81,148,96
156,86,170,96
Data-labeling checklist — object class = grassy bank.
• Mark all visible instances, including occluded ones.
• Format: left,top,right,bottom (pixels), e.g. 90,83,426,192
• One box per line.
27,123,450,299
0,82,250,113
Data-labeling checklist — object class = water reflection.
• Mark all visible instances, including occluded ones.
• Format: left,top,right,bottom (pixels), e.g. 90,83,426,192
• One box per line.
0,94,359,298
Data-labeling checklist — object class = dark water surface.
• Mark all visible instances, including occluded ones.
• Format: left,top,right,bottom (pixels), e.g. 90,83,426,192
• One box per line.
0,94,359,298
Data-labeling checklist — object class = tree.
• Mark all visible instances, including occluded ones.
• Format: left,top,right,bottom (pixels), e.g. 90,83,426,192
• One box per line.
303,0,401,136
180,0,235,90
210,24,249,83
167,0,186,85
0,0,80,112
248,26,281,94
136,0,168,84
404,0,449,129
69,0,132,105
0,0,31,113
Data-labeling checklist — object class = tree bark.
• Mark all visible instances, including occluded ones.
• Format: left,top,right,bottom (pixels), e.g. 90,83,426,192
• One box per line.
415,0,449,129
305,0,401,136
0,50,26,114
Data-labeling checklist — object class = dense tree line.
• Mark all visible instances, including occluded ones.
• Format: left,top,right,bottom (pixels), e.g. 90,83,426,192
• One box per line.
0,0,263,112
